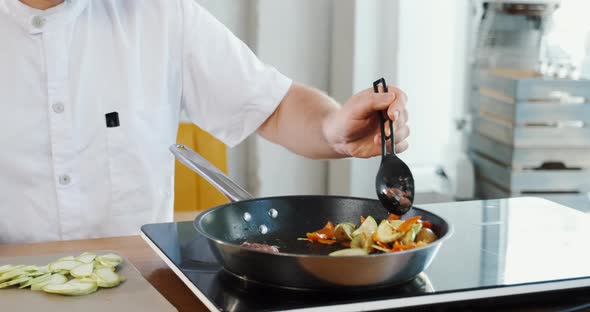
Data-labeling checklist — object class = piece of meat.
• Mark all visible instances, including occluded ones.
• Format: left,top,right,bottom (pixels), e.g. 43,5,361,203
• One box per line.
240,242,280,253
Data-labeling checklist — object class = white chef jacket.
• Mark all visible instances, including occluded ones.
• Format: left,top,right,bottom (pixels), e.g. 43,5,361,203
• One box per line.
0,0,292,243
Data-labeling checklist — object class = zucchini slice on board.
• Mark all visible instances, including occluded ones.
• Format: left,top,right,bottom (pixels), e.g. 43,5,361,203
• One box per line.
31,274,68,291
0,276,31,289
76,253,97,264
48,260,83,272
95,268,122,288
19,273,51,289
43,280,98,296
70,263,94,278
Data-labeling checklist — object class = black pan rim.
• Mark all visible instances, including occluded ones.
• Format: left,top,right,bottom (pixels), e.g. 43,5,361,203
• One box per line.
193,195,455,258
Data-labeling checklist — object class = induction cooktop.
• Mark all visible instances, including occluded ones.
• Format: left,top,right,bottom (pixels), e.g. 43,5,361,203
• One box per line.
141,197,590,311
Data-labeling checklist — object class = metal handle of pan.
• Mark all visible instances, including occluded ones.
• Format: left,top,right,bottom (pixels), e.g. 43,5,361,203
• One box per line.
169,144,254,202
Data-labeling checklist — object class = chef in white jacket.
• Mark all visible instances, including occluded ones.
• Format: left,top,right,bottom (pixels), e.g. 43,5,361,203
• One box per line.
0,0,410,243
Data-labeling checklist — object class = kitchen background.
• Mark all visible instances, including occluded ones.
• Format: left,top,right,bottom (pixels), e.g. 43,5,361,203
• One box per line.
175,0,590,216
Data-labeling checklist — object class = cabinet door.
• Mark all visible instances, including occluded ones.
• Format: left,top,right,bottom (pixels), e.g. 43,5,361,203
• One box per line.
174,123,228,214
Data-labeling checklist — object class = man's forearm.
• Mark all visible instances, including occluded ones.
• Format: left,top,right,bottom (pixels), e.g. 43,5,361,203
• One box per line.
257,83,345,159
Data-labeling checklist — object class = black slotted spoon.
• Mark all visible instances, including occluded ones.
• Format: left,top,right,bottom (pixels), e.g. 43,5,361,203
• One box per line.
373,78,415,215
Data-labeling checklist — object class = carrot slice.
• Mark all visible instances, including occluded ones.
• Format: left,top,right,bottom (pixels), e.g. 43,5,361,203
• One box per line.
398,216,422,233
318,239,337,245
360,216,366,224
386,214,401,221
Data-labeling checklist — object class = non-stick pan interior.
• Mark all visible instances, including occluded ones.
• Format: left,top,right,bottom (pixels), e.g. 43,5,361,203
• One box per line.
196,196,450,256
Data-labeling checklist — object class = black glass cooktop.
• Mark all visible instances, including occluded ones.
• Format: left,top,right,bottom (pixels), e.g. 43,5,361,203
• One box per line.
141,197,590,311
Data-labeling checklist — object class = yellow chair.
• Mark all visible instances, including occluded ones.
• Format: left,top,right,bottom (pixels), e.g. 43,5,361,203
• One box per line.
174,123,229,221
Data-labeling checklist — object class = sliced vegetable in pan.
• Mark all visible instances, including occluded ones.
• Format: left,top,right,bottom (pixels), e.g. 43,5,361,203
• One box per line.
299,214,439,256
0,252,125,296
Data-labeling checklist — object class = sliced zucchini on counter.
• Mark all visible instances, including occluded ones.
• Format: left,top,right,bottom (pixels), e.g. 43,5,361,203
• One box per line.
31,274,68,291
19,273,51,289
95,268,122,288
0,252,125,296
0,275,31,289
70,263,94,278
43,279,98,296
49,260,83,272
76,252,97,264
96,254,123,266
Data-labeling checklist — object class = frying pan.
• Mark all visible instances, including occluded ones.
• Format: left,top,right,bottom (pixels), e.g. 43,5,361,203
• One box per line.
170,144,453,290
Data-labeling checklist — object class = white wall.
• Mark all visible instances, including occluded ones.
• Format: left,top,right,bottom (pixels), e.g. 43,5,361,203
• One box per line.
397,0,470,166
252,0,334,196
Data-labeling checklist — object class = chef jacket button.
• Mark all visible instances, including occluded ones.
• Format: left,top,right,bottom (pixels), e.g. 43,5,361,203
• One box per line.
59,174,71,186
52,102,65,114
31,16,45,28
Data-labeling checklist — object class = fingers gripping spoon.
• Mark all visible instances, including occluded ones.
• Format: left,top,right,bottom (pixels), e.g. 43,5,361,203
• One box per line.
374,78,415,216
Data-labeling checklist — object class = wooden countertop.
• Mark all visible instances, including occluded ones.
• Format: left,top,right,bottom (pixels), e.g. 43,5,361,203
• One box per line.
0,236,207,312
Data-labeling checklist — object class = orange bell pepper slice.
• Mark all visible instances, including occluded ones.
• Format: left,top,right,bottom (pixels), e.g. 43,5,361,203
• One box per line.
306,221,335,241
318,239,337,245
398,216,422,233
421,221,433,229
386,214,401,221
306,232,327,241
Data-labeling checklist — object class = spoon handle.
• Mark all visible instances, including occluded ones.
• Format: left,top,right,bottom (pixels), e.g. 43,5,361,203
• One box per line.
373,78,395,157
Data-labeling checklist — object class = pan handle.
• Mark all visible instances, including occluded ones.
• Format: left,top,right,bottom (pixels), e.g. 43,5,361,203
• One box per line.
169,144,254,202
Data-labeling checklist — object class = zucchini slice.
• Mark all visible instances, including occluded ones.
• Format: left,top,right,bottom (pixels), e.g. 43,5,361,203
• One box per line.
76,252,97,264
48,260,83,272
0,265,25,276
350,232,374,252
19,273,51,289
402,223,423,245
43,280,98,296
96,254,123,268
329,248,369,257
352,216,378,237
0,265,14,274
0,275,31,289
70,263,94,278
31,274,68,291
375,221,405,243
0,270,27,283
96,268,122,288
333,223,355,241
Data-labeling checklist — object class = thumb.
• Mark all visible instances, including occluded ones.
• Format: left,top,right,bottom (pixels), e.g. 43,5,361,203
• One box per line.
371,92,396,111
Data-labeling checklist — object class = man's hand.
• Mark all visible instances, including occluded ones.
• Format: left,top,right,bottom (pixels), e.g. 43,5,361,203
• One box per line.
258,83,409,160
322,86,409,158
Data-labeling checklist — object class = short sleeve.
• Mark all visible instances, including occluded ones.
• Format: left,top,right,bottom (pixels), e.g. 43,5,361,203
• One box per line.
179,0,292,147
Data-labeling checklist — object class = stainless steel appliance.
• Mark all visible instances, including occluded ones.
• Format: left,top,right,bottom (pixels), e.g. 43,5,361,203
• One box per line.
141,197,590,311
